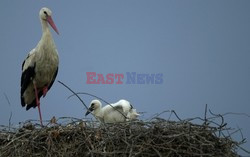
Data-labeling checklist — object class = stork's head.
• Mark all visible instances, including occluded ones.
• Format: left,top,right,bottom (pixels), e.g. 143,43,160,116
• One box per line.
39,7,59,34
85,100,102,116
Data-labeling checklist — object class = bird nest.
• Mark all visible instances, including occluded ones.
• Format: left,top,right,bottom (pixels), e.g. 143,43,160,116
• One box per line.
0,112,246,157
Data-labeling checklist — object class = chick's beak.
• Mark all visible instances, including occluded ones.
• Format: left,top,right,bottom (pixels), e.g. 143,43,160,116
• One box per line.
85,107,94,116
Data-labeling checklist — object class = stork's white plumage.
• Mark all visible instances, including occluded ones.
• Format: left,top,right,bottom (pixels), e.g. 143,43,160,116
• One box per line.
21,7,59,126
85,99,140,123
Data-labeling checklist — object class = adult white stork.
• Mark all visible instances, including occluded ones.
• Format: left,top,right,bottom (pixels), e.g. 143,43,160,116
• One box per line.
85,99,140,123
20,7,59,126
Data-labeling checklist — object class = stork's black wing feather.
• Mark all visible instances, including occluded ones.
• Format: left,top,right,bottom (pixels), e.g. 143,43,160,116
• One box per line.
26,67,58,110
47,67,58,92
20,62,36,107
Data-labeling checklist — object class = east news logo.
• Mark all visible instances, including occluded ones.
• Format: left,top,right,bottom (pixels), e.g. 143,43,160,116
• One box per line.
86,72,163,84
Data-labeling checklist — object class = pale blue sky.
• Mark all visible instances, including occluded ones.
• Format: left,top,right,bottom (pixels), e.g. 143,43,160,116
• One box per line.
0,0,250,155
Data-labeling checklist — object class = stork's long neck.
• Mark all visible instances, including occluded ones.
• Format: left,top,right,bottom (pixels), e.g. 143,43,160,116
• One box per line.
38,19,56,53
40,19,51,35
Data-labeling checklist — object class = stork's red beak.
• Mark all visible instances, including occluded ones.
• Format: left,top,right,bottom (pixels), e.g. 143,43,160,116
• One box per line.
47,16,59,35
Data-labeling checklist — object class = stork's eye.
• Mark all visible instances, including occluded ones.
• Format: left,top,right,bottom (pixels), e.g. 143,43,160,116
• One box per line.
43,11,48,15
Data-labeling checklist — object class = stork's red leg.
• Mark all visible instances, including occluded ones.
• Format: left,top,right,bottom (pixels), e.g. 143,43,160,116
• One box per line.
34,83,43,126
42,86,48,97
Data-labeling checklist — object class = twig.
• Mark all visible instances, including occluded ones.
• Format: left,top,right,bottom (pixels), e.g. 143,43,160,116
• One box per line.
171,110,182,121
209,109,224,127
68,92,111,106
57,81,89,111
3,93,12,131
221,112,250,118
204,104,208,125
148,110,171,121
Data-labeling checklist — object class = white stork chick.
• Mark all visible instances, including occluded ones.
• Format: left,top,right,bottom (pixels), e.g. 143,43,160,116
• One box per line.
20,7,59,126
85,99,140,123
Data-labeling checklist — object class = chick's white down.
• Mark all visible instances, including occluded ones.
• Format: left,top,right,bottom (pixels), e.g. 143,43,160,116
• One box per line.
86,99,140,123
